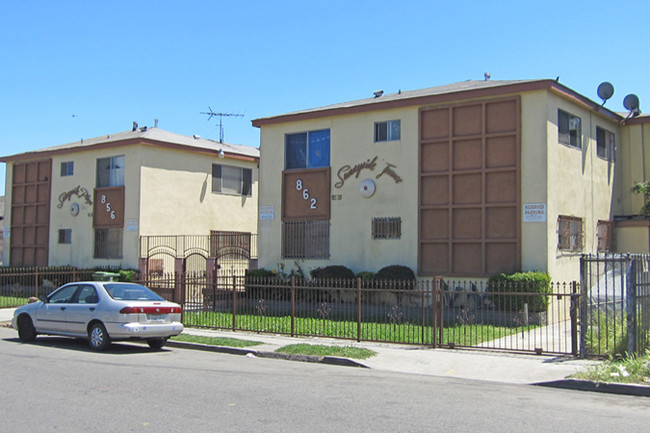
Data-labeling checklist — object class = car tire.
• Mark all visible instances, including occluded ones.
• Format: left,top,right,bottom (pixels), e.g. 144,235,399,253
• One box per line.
88,322,111,351
17,315,37,342
147,338,166,350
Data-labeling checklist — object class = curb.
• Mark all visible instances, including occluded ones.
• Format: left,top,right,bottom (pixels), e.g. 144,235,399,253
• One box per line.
535,379,650,397
165,340,369,369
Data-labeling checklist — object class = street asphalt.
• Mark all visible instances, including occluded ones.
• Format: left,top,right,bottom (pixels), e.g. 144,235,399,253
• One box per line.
2,307,648,397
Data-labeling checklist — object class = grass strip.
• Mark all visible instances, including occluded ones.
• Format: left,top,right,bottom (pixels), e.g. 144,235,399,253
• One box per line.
571,351,650,385
276,343,376,360
170,333,265,348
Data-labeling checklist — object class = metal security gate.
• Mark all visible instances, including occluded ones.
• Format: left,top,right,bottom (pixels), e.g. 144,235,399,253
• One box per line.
580,254,650,357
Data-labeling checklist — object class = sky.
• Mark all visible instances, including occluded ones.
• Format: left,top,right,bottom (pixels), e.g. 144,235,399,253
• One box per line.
1,0,649,193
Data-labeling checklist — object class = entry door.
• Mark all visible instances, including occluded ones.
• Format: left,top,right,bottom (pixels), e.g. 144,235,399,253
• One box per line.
65,285,99,335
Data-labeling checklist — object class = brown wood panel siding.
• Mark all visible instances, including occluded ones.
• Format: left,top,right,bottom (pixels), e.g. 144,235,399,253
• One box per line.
418,97,520,276
282,168,331,221
10,160,51,266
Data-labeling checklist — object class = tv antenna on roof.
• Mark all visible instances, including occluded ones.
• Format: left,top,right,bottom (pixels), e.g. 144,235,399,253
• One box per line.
200,107,244,143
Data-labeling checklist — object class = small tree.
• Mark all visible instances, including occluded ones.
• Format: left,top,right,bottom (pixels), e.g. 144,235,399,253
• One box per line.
631,181,650,217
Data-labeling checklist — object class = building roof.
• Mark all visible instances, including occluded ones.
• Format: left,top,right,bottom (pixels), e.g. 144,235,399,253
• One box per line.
0,127,259,162
253,79,623,127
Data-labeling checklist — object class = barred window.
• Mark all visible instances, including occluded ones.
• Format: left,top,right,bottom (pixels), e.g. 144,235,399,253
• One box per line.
372,217,401,239
94,228,123,259
282,220,329,259
596,127,616,162
596,220,613,252
58,229,72,244
210,230,252,258
558,215,583,251
148,258,164,275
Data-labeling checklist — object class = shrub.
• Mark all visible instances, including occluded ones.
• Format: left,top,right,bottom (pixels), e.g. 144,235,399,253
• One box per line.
310,265,356,280
356,271,376,281
487,272,551,313
119,269,139,282
376,265,416,281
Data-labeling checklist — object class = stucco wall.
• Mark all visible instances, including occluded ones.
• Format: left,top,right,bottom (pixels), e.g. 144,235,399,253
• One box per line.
138,145,258,235
3,143,258,270
258,88,621,282
259,106,419,275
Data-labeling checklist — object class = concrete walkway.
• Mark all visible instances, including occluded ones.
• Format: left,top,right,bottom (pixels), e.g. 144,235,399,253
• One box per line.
2,307,648,396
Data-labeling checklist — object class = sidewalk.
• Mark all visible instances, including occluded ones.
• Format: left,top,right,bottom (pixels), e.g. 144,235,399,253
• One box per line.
2,307,648,396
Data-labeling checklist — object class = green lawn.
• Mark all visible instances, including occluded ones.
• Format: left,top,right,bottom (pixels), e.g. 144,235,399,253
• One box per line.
170,333,264,348
0,296,29,309
276,344,376,359
183,311,532,346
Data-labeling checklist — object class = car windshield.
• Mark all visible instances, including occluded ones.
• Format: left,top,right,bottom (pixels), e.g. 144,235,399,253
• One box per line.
104,283,165,301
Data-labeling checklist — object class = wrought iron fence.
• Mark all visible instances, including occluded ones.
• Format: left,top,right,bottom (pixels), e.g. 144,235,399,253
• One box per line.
0,266,97,307
136,272,579,355
580,254,650,357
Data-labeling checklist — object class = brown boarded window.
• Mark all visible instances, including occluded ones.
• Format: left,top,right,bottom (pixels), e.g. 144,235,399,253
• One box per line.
148,258,164,275
94,228,123,259
596,220,613,252
372,217,401,239
282,220,329,259
558,215,583,251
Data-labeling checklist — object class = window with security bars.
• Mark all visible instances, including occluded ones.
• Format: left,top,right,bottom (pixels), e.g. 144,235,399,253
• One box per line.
372,217,401,239
282,220,329,259
596,220,613,252
557,215,583,251
210,231,252,258
558,109,581,149
94,228,123,259
58,229,72,244
596,127,616,162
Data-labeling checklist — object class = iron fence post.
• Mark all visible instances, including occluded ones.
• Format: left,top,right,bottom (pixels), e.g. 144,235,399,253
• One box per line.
579,255,588,358
570,281,579,356
291,277,295,337
626,257,637,356
357,278,362,342
232,274,237,332
35,267,39,299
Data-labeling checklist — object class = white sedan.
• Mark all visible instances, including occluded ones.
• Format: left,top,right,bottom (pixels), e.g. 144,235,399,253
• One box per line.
12,281,183,351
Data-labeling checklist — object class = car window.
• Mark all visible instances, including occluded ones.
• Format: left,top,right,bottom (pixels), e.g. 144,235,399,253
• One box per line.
48,285,78,304
76,286,99,304
104,283,164,301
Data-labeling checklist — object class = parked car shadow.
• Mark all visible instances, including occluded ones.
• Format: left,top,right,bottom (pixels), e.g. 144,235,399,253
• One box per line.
3,336,171,354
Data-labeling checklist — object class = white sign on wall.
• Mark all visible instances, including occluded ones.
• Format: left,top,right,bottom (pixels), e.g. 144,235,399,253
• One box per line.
126,219,139,231
523,203,547,222
260,205,275,220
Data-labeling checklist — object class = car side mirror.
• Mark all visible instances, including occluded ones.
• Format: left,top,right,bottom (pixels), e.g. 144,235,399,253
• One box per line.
38,295,49,303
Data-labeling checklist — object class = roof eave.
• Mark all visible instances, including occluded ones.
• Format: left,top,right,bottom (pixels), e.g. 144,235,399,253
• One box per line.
252,79,623,127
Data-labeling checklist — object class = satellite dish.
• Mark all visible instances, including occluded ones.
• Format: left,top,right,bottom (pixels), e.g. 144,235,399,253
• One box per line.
597,82,614,102
623,94,640,111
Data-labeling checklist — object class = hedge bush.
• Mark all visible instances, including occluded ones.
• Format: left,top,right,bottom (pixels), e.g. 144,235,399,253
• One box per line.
487,271,551,313
310,265,356,280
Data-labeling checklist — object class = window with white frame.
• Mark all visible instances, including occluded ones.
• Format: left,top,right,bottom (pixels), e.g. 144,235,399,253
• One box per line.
96,156,125,187
94,228,123,259
558,215,583,251
60,161,74,177
558,110,581,148
212,164,252,196
596,127,616,162
285,129,330,169
58,229,72,244
374,120,401,142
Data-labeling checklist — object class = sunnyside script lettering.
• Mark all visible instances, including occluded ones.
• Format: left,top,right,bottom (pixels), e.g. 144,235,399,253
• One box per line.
335,156,402,188
57,185,93,209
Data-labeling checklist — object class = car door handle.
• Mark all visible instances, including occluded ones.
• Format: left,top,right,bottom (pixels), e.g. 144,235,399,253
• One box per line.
89,307,95,311
60,307,66,311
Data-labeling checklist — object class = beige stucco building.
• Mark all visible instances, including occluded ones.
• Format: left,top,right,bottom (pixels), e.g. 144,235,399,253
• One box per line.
1,127,259,271
253,79,650,281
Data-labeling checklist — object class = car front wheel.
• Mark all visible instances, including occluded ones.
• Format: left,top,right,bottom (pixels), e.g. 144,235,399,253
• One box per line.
17,315,37,342
88,322,111,351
